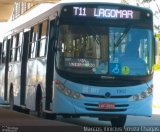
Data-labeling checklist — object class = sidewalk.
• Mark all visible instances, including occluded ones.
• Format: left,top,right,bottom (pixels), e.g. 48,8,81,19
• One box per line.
152,71,160,114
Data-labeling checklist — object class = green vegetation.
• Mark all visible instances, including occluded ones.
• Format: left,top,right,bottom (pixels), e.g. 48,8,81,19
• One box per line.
154,64,160,71
154,35,160,71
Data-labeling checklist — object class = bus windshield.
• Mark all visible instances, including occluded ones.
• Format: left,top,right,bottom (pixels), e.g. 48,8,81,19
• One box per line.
56,24,152,76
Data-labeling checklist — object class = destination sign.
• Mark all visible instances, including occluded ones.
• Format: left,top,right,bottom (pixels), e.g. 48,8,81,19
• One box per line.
72,6,141,19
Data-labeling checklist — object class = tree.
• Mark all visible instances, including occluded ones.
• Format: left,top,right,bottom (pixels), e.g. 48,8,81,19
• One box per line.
142,0,152,2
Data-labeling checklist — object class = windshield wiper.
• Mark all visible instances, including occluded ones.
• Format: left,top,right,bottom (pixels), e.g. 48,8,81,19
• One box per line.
114,26,131,47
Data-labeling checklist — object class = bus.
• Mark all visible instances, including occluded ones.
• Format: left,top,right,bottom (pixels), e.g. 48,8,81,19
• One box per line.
0,1,155,127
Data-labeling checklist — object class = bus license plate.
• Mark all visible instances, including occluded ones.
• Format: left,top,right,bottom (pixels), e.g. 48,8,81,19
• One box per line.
98,103,115,109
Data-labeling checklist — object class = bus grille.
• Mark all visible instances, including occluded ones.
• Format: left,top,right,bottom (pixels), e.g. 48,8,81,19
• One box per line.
82,93,132,98
84,103,128,112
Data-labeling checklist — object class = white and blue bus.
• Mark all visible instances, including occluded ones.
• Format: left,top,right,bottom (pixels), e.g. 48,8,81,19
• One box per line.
0,1,155,126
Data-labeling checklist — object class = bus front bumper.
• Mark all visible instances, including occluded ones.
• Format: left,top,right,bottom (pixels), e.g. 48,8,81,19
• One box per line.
52,90,152,117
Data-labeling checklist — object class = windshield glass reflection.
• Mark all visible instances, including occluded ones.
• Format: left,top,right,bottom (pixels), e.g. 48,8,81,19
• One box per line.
56,25,152,76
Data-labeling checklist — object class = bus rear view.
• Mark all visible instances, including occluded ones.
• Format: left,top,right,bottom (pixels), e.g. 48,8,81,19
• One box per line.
54,2,154,126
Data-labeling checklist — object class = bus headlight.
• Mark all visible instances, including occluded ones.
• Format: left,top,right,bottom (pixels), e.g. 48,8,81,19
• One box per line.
147,85,153,94
141,92,147,99
132,95,139,101
55,80,82,99
64,88,71,96
130,85,153,101
71,92,81,99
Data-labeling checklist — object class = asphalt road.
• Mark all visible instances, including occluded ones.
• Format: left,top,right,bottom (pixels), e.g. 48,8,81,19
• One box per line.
0,107,159,132
56,114,160,127
0,108,81,132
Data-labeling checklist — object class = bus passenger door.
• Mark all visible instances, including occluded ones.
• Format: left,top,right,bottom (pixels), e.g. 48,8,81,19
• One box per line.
45,19,57,111
0,42,5,100
20,31,30,106
26,21,48,111
3,39,10,101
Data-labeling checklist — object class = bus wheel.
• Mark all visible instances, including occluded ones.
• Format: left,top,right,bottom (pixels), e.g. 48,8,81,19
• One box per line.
9,84,14,110
45,113,57,120
35,85,43,117
63,114,71,118
111,115,126,127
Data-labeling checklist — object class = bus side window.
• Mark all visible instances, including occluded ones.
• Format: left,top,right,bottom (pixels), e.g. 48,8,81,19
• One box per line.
29,25,38,59
10,35,17,62
14,34,19,61
2,40,7,64
9,38,13,62
16,32,23,61
28,28,33,58
37,20,48,57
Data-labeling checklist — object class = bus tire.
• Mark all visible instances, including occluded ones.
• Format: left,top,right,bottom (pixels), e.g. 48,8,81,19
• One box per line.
9,84,14,110
35,85,43,117
111,115,126,127
44,113,57,120
63,114,71,118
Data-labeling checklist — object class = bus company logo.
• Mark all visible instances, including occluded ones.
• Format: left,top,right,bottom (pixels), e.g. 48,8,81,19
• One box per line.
104,92,111,98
